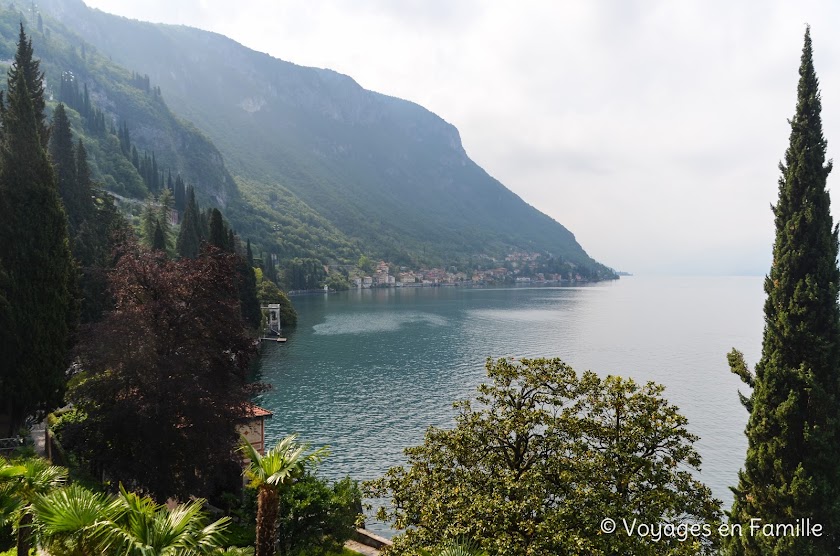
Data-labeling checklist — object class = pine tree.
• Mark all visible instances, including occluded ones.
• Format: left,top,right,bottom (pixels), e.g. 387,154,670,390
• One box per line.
727,27,840,554
176,185,201,259
0,40,76,434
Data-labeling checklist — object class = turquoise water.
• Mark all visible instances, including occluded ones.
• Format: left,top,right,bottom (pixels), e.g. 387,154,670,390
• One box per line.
254,276,765,532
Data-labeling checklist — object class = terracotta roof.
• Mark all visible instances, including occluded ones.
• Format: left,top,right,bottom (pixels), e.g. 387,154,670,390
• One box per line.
240,403,273,418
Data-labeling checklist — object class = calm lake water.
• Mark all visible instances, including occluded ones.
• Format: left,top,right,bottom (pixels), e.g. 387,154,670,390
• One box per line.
254,276,765,533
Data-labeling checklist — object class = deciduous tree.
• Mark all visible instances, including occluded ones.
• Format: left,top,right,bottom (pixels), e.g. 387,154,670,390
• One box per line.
66,245,258,501
368,358,721,556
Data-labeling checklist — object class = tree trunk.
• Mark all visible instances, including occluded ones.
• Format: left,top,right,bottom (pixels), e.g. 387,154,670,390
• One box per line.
255,485,279,556
16,511,31,556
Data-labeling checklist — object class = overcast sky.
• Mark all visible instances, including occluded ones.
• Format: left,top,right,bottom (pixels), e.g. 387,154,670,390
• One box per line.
81,0,840,275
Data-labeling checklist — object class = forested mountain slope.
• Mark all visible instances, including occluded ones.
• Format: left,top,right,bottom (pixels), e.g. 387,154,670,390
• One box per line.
35,0,614,277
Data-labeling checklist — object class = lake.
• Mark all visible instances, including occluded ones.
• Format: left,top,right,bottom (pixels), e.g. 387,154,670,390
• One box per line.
254,276,765,533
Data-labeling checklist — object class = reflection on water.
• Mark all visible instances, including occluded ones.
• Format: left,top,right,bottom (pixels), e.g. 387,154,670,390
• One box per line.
254,277,764,536
312,311,448,335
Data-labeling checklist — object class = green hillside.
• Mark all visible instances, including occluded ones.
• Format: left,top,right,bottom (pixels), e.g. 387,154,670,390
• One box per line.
0,1,359,262
34,0,615,278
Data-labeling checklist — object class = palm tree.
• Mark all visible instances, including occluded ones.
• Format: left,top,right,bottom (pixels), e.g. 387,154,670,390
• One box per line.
31,482,230,556
0,457,67,556
31,483,121,556
96,485,231,556
240,434,327,556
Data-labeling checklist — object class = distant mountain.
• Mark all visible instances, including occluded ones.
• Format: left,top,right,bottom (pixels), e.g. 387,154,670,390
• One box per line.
35,0,615,278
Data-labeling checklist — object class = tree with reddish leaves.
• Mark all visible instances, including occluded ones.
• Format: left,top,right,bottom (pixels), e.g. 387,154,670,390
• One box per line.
65,243,259,501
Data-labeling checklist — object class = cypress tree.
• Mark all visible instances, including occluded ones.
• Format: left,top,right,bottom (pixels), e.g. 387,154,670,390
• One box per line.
208,208,226,250
152,220,166,253
157,188,174,251
75,139,91,199
236,246,262,329
8,24,47,147
227,228,235,252
198,207,210,240
176,185,201,259
174,174,186,213
0,45,76,434
727,27,840,554
49,104,84,235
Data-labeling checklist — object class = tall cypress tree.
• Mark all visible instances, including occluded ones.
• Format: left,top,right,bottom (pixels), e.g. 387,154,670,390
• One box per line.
208,208,227,250
49,103,85,236
7,23,47,147
174,174,186,214
176,185,201,259
152,220,166,253
727,27,840,554
0,38,76,434
157,188,174,252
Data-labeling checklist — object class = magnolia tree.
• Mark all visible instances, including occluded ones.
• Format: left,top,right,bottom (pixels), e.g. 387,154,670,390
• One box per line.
367,358,721,556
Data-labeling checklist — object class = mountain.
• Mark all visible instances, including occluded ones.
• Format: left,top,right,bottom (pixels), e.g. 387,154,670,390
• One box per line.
34,0,615,278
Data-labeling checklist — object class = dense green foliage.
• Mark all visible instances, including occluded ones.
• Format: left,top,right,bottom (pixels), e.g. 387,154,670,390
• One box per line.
727,28,840,555
285,258,327,291
0,457,66,555
368,358,721,556
275,474,361,556
0,459,232,556
255,269,298,327
0,26,77,435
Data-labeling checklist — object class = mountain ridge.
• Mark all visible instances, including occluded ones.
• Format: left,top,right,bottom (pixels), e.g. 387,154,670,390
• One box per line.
36,0,615,278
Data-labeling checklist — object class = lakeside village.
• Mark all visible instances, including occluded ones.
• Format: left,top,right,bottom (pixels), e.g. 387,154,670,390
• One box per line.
310,251,594,293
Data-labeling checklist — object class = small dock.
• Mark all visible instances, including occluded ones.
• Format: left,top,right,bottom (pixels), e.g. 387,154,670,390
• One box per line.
260,336,286,343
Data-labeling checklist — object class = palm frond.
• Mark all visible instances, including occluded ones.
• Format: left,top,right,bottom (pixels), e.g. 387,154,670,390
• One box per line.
240,433,328,490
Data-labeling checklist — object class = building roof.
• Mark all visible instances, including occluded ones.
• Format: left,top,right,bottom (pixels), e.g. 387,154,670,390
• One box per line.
240,403,273,419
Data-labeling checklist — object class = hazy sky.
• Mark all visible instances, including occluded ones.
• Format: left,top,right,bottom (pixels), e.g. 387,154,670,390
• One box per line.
81,0,840,275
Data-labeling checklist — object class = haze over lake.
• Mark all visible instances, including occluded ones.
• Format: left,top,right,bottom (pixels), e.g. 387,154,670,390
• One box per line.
255,276,764,533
